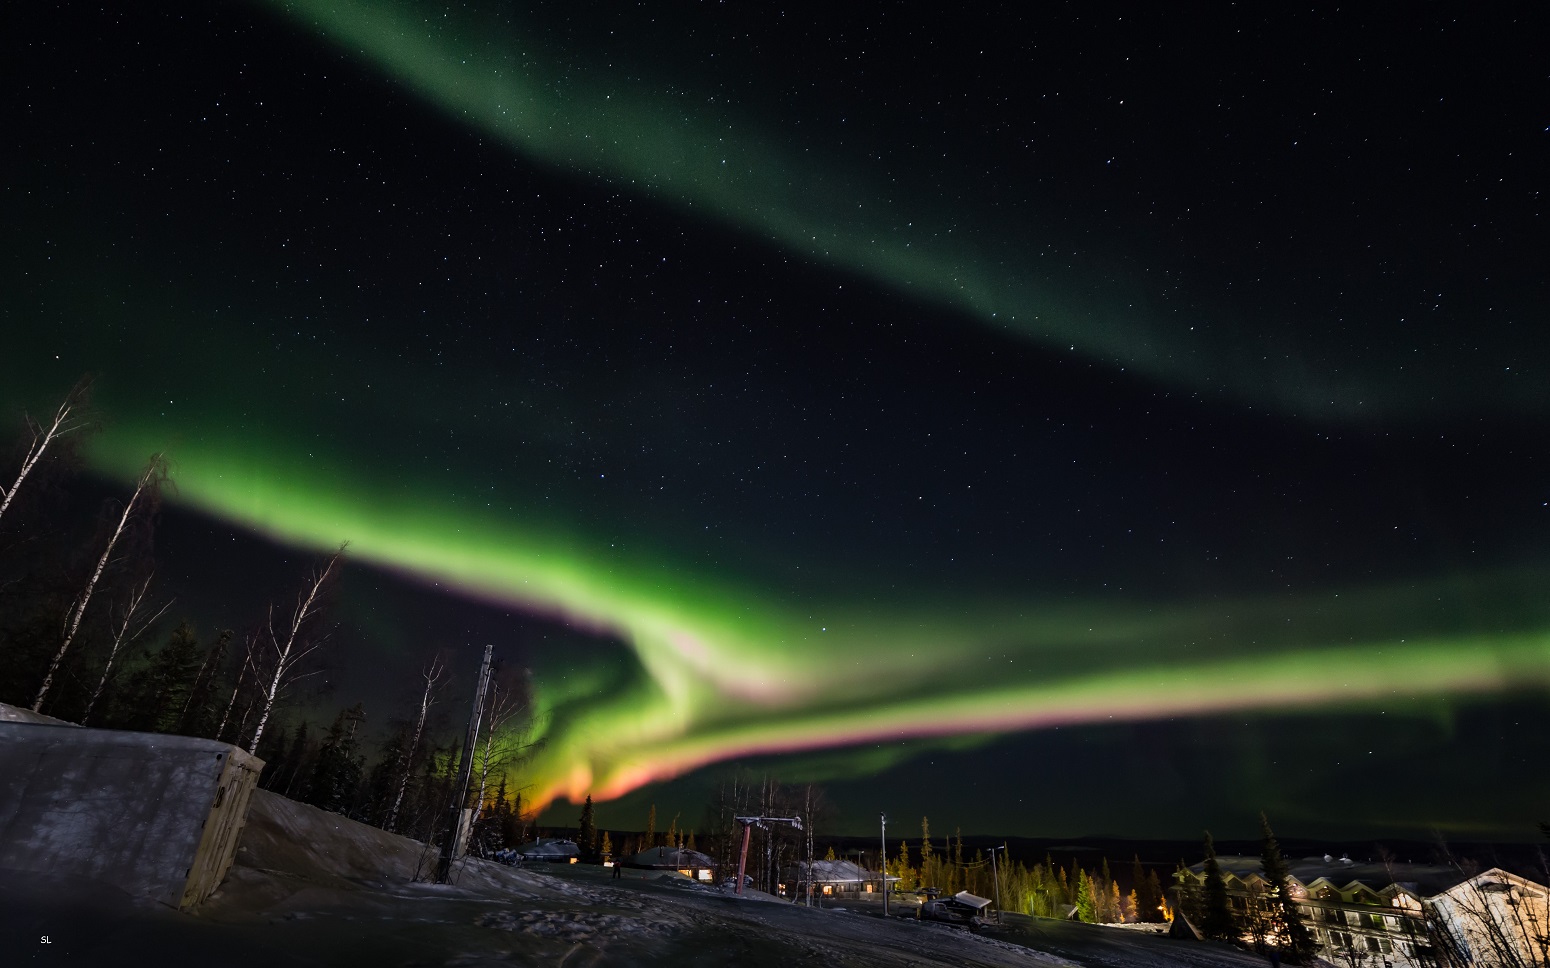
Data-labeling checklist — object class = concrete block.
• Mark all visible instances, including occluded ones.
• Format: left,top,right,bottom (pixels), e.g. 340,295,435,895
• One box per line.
0,722,263,909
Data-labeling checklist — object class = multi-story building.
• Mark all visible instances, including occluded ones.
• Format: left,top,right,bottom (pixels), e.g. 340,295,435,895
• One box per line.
1186,854,1549,967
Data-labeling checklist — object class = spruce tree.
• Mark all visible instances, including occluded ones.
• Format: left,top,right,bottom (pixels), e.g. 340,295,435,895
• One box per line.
278,720,312,799
121,620,204,732
179,628,233,738
1132,855,1160,922
360,728,407,827
920,817,934,889
578,794,598,861
1259,812,1316,962
1200,831,1238,941
1145,870,1166,922
258,725,290,789
309,704,366,815
1076,868,1096,922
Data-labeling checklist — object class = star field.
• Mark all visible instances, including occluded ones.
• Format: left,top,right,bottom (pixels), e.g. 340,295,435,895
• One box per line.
2,1,1546,839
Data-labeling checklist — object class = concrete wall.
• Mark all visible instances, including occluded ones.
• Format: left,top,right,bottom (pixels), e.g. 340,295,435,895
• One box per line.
0,721,263,909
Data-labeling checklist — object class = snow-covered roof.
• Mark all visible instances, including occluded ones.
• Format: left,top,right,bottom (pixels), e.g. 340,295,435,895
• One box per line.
517,838,579,859
952,890,993,911
783,859,899,883
1199,854,1541,900
626,846,715,869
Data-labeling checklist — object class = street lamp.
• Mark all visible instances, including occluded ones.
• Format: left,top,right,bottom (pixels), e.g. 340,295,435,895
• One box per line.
987,845,1006,923
880,813,889,918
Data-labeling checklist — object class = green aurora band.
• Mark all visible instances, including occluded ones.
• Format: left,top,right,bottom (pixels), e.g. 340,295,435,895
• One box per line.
13,2,1543,819
256,0,1538,420
25,0,1541,814
89,430,1550,813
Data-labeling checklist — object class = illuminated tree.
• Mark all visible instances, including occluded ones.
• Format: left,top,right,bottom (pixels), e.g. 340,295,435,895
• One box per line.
1259,812,1317,962
1076,868,1097,922
893,839,916,892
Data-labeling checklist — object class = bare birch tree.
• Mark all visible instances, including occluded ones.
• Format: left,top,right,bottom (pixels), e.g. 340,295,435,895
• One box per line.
247,544,346,755
386,651,446,833
1425,847,1550,968
218,629,260,744
81,572,173,724
467,667,536,834
0,377,93,528
33,452,168,712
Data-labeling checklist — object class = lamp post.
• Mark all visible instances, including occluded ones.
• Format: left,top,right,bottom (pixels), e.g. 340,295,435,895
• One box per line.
988,844,1005,923
880,813,888,918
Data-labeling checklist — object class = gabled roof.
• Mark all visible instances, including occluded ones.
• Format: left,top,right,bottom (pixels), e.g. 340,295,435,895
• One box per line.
1434,867,1550,903
1201,855,1546,902
626,846,716,869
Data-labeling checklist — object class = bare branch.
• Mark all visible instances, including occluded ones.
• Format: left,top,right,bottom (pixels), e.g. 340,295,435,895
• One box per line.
81,572,173,724
0,377,93,526
246,543,346,754
33,453,169,712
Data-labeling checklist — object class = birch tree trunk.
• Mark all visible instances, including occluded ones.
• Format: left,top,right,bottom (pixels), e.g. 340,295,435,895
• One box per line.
247,545,345,755
0,378,91,527
468,675,519,832
81,573,172,724
387,651,445,833
33,453,167,712
218,631,258,743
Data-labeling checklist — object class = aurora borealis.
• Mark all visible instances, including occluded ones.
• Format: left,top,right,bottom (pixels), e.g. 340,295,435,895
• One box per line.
3,2,1547,839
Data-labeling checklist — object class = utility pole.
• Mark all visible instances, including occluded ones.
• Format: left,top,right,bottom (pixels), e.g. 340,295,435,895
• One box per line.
988,844,1005,923
880,813,889,917
804,785,814,908
435,643,494,883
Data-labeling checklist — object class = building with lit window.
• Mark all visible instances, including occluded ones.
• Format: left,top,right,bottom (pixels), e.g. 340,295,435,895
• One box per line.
782,858,898,901
1186,854,1549,967
624,845,717,881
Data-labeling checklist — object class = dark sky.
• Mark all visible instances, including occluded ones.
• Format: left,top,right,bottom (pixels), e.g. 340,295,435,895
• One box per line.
3,1,1547,841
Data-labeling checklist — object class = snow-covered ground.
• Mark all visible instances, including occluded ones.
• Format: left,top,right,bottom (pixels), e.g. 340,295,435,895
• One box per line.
1,790,1275,967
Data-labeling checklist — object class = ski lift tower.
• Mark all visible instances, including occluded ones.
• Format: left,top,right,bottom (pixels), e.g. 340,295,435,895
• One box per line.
733,814,802,896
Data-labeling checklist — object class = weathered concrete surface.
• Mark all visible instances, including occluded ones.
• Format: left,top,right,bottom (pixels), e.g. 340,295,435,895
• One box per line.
0,720,262,910
0,701,76,726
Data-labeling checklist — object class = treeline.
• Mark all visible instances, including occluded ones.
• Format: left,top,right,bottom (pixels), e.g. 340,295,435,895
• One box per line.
252,693,533,855
0,381,537,859
889,817,1170,923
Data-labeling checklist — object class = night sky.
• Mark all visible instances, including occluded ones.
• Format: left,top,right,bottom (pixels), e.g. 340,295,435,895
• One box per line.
4,2,1547,841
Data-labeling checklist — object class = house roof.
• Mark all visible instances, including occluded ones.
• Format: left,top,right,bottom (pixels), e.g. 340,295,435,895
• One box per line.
626,846,716,869
1198,855,1541,901
516,838,579,859
783,858,900,883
